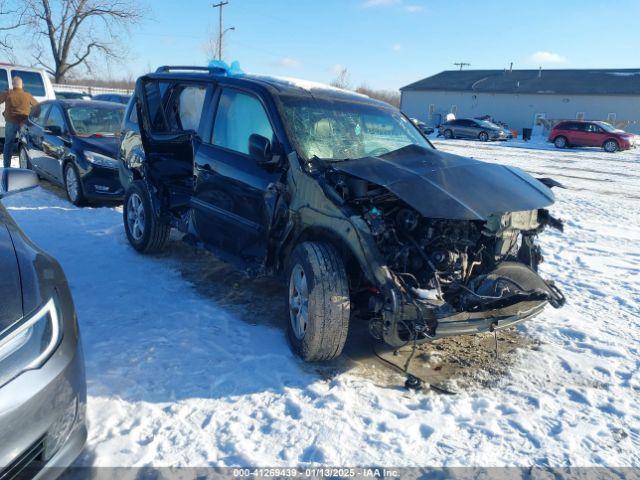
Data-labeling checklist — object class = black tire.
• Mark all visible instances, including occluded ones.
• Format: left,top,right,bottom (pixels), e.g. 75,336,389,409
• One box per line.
285,241,350,362
123,180,170,253
443,129,453,139
64,162,86,206
478,131,489,142
554,136,568,149
603,139,619,153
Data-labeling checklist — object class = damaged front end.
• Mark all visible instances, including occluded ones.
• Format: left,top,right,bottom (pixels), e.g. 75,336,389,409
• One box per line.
320,145,566,347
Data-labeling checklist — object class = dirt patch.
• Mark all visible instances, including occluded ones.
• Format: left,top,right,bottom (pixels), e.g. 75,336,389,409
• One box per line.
165,237,539,392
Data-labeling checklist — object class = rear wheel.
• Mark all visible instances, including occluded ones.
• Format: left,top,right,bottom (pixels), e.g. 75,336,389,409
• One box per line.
443,129,453,139
64,163,86,206
603,139,619,153
123,180,170,253
554,136,568,149
478,131,489,142
286,241,350,362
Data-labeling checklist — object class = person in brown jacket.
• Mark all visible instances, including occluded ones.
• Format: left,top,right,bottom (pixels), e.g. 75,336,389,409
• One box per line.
1,76,38,168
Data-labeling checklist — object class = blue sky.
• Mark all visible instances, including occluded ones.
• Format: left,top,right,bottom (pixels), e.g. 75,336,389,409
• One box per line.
118,0,640,90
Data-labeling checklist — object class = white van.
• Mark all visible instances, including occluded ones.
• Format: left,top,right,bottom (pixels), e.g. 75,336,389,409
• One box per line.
0,64,55,141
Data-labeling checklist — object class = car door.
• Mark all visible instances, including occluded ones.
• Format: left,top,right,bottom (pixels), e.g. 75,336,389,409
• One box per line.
584,123,606,147
567,122,588,146
192,87,282,263
457,119,474,138
41,105,70,182
23,103,51,175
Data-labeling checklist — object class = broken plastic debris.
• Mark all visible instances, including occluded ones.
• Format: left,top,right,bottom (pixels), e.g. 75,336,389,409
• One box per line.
207,60,244,76
412,288,440,301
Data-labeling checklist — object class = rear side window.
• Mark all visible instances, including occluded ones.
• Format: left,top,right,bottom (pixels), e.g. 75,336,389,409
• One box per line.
11,70,46,96
45,106,66,131
212,89,274,155
0,69,8,92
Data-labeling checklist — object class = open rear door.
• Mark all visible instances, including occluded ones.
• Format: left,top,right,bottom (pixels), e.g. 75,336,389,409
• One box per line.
135,76,208,208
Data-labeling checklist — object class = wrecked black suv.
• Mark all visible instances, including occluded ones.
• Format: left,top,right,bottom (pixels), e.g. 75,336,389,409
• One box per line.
119,65,565,361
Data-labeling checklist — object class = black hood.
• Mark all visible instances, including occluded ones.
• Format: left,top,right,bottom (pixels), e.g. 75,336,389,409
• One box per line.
0,223,23,331
332,145,555,220
74,135,120,158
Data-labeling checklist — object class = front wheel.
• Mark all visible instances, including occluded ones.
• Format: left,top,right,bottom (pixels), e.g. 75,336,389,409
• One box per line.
19,146,31,169
64,163,86,206
123,180,170,253
478,131,489,142
286,242,350,362
603,139,619,153
443,129,453,139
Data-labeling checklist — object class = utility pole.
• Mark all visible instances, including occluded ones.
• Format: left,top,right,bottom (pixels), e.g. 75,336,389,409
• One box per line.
454,62,471,71
212,1,229,60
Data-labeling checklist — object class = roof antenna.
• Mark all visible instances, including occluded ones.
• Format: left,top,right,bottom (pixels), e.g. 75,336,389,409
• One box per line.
454,62,471,71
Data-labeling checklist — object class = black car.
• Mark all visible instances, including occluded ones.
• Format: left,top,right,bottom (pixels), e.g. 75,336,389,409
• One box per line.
18,99,126,205
92,93,131,105
0,168,87,477
55,90,91,100
119,65,565,362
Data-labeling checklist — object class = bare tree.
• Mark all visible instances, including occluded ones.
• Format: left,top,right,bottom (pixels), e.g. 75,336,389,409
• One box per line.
18,0,144,82
0,0,27,59
330,67,351,89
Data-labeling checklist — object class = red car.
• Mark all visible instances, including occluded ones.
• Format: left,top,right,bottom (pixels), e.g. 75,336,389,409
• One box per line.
549,121,636,153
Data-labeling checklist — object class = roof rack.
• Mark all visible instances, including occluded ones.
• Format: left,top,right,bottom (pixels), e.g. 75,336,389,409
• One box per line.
155,65,227,75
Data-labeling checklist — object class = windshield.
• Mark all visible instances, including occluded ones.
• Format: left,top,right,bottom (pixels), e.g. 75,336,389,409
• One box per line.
66,104,125,136
280,96,432,161
476,119,500,129
594,121,623,133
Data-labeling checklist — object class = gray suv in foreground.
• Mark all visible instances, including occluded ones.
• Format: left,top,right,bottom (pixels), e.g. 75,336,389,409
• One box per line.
0,168,86,479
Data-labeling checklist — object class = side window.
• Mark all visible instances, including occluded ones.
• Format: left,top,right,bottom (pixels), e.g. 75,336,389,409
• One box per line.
212,89,274,155
30,103,50,125
45,106,66,131
176,85,207,131
143,80,171,132
0,68,8,92
11,70,46,97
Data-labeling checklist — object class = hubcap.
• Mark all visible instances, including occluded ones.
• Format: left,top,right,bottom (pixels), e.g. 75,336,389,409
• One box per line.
126,193,146,241
289,264,309,340
605,141,616,152
556,138,566,148
19,149,28,169
66,167,79,202
480,132,488,141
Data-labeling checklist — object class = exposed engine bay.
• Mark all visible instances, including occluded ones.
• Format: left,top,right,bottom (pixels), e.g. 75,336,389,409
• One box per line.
324,164,566,345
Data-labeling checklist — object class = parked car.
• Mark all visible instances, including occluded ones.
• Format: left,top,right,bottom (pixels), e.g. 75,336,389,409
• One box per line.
410,118,435,136
18,99,126,205
0,168,86,478
439,118,508,141
119,65,565,362
92,93,131,105
549,120,636,152
55,90,92,101
1,64,56,143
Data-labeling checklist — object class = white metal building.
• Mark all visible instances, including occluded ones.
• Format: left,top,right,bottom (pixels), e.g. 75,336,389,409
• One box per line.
400,69,640,134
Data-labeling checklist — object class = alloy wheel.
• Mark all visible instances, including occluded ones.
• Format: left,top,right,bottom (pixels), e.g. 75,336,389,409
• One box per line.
289,264,309,340
555,137,566,148
604,140,618,153
479,132,489,142
19,148,29,169
126,193,146,241
65,166,80,203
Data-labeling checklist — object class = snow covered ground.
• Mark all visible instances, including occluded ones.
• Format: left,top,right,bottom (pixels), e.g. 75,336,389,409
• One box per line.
3,140,639,467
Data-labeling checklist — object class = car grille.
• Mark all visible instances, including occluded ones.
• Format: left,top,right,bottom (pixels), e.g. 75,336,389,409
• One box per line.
0,436,46,480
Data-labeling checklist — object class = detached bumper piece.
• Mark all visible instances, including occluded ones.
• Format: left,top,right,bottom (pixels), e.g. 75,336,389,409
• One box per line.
382,262,565,347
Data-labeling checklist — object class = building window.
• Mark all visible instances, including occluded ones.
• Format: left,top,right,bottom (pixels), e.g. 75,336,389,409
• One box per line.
576,112,585,120
607,113,617,122
451,105,457,115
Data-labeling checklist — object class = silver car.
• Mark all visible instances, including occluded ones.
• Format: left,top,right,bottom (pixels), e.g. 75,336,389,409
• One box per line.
0,168,86,479
439,118,508,141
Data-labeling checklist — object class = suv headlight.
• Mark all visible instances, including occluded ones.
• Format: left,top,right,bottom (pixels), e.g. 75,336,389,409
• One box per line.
0,297,63,387
85,150,118,169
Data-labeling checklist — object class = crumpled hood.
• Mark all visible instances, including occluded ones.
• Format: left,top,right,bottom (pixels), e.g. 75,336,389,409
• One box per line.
331,145,555,220
0,224,22,331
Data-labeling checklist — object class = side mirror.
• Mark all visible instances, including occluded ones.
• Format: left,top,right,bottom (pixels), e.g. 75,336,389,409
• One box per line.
248,134,279,168
0,168,39,198
45,125,63,136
